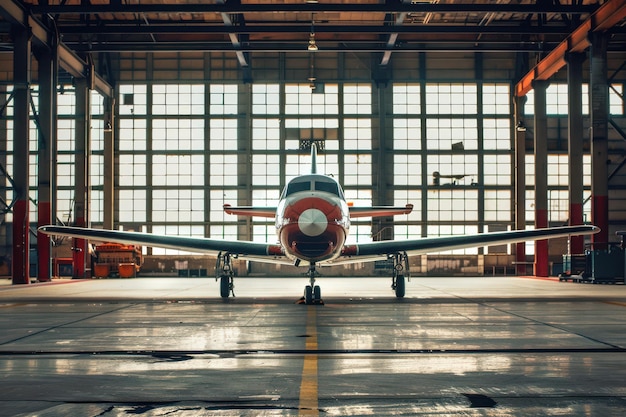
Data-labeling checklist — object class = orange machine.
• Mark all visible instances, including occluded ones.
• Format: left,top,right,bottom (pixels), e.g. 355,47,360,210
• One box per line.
93,243,143,278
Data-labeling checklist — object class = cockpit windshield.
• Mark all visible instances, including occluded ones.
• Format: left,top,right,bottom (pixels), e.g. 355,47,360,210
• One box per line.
285,181,310,196
282,176,344,199
314,181,340,196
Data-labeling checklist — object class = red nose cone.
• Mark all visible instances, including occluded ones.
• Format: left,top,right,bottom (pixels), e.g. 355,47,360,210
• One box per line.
280,197,345,262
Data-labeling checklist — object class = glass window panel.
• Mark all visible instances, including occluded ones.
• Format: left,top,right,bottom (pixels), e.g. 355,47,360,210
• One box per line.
549,189,569,222
252,84,280,114
482,83,510,114
118,154,146,186
210,154,238,186
393,83,420,114
119,119,147,151
284,84,339,115
426,119,478,150
253,223,276,243
152,119,204,151
209,119,238,150
394,154,421,186
483,118,511,150
210,84,238,114
343,154,371,186
393,119,421,150
152,189,204,224
57,89,75,115
425,83,477,114
427,189,479,222
252,154,281,186
547,154,568,186
484,190,511,222
119,189,146,223
252,118,281,150
343,119,371,150
343,83,372,114
483,154,512,186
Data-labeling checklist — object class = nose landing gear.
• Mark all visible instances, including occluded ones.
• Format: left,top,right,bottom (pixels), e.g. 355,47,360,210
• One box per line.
302,263,323,305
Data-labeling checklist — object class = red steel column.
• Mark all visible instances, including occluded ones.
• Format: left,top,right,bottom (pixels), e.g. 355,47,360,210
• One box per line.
589,32,609,250
72,78,91,278
35,44,57,282
514,96,527,275
11,27,31,285
533,80,549,277
567,52,586,255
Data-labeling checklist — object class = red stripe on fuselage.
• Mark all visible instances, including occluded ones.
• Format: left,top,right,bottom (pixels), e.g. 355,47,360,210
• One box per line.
279,196,346,263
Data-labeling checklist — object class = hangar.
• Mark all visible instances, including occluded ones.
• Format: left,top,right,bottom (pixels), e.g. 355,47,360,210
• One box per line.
1,1,626,415
1,0,626,283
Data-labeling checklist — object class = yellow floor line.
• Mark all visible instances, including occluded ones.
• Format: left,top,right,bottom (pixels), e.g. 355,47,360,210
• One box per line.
299,306,319,416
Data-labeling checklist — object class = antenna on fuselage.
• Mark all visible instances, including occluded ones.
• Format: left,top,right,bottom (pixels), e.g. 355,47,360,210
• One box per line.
310,143,318,174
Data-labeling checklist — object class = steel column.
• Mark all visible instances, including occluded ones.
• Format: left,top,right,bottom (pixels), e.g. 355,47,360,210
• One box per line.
72,78,91,278
103,96,115,230
567,52,586,255
533,80,549,277
35,44,57,282
514,96,527,275
589,33,610,250
11,27,31,285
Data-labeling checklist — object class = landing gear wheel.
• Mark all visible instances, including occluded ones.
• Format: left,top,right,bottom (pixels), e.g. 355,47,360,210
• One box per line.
394,274,405,298
220,275,231,299
305,285,313,305
313,285,321,302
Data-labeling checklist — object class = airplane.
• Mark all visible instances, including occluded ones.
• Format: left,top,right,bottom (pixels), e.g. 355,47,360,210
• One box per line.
39,144,599,304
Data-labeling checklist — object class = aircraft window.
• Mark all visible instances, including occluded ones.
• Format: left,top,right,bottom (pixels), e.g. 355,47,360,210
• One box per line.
286,181,311,196
315,181,339,196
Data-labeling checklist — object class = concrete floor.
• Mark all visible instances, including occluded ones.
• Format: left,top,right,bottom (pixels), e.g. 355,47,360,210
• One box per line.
0,276,625,416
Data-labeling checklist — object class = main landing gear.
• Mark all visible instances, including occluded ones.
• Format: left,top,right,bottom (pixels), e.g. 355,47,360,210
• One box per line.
391,252,410,298
216,252,235,299
302,263,323,305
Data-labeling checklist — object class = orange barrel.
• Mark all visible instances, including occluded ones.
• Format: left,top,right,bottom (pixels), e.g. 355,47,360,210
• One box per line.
93,263,110,278
118,263,136,278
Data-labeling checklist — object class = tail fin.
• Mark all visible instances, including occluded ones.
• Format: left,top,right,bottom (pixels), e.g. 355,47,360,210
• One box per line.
310,143,318,174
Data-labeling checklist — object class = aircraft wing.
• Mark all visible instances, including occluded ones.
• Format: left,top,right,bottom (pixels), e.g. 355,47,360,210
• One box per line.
349,204,414,218
38,226,284,258
341,225,599,258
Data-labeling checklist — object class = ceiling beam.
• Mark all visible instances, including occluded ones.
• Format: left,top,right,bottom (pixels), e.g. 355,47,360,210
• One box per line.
67,41,604,54
28,4,598,15
515,0,626,97
56,24,579,35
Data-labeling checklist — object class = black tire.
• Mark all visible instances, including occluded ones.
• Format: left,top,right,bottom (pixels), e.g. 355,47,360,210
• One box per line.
220,276,230,298
305,285,313,304
313,285,321,302
395,275,405,298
